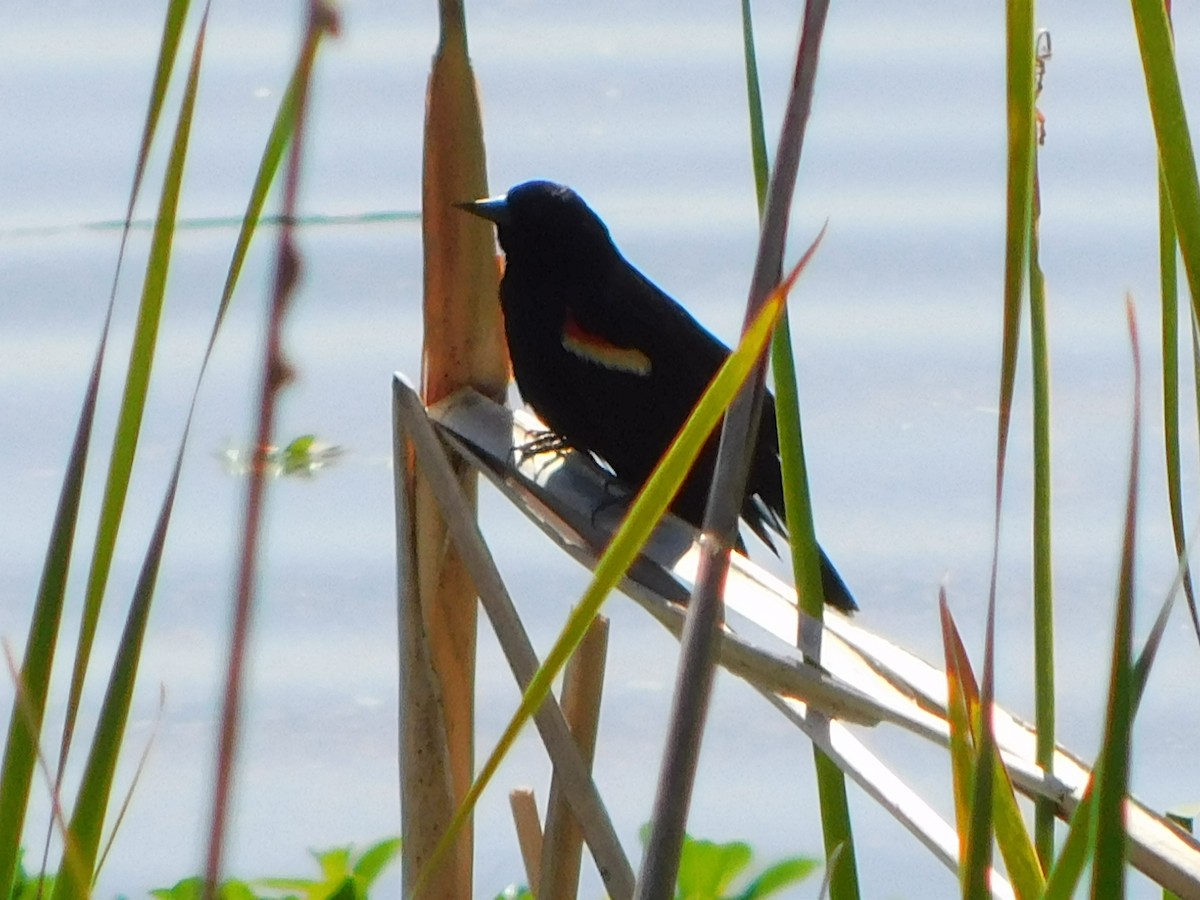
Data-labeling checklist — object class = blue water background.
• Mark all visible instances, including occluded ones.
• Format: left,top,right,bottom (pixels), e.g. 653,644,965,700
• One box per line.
2,1,1199,896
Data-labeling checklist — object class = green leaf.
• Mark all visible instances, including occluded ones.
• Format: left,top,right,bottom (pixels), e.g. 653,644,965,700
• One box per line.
149,878,261,900
735,856,819,899
9,848,55,900
219,881,260,900
150,876,205,900
350,837,401,887
255,877,315,894
285,434,317,455
676,836,752,898
313,846,352,882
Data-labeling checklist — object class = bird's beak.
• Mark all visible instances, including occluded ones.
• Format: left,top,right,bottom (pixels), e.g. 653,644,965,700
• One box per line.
454,194,511,228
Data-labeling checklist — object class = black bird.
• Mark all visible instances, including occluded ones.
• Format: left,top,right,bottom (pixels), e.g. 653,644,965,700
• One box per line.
457,180,856,612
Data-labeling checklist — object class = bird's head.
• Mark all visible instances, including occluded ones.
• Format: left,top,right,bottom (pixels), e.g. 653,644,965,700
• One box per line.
455,180,614,267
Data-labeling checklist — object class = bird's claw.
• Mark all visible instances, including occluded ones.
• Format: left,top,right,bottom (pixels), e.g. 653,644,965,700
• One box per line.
511,429,571,466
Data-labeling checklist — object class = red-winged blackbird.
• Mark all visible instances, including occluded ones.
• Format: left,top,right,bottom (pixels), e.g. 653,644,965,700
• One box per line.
457,180,856,612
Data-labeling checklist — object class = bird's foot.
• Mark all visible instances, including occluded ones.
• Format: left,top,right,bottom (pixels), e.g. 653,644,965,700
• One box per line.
511,429,571,465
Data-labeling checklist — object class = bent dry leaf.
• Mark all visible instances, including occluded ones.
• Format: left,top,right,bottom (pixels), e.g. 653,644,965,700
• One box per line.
412,248,820,897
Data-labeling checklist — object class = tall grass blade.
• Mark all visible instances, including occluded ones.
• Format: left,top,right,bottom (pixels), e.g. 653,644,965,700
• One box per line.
202,5,338,895
739,0,769,210
1130,0,1200,321
991,4,1037,890
962,603,996,900
941,595,1044,898
1089,300,1141,898
48,11,211,899
0,355,99,896
993,0,1037,514
987,751,1045,899
773,300,861,898
125,0,192,235
58,0,197,789
1041,784,1097,899
736,3,858,896
1158,161,1200,640
1028,76,1057,863
95,687,165,877
51,466,185,900
939,592,977,850
32,1,193,868
80,84,295,856
209,66,301,359
58,8,303,893
941,614,988,898
638,4,837,865
1133,0,1200,639
1044,528,1183,897
1,648,82,894
0,0,193,891
976,5,1037,887
17,0,196,888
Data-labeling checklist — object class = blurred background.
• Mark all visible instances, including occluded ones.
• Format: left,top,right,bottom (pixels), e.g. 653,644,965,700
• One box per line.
2,0,1199,895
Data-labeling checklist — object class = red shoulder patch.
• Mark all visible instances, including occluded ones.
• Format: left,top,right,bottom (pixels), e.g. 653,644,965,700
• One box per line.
561,311,652,375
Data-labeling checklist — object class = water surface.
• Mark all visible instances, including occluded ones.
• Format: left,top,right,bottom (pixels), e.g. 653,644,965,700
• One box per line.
2,1,1199,897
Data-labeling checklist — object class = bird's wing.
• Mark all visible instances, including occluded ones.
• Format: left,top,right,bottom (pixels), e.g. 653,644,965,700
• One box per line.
588,261,730,384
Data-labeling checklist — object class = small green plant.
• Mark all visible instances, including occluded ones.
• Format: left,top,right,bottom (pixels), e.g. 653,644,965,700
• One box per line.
9,831,813,900
220,434,344,478
674,833,817,900
9,849,55,900
637,827,818,900
150,837,400,900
